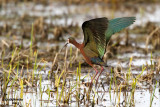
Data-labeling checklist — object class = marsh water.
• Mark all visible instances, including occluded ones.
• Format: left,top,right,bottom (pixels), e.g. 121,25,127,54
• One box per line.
0,1,160,107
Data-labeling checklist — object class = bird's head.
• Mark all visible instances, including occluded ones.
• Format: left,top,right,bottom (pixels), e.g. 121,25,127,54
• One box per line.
67,37,75,44
59,37,75,52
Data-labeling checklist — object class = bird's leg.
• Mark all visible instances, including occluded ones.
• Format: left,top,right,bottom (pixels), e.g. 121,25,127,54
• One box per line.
90,67,99,87
96,66,104,86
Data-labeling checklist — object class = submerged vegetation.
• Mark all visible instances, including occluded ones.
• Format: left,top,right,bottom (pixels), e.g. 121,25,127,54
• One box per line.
0,0,160,107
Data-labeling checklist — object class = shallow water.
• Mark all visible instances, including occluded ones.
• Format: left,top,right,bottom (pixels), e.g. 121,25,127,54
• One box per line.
0,1,160,107
4,71,160,107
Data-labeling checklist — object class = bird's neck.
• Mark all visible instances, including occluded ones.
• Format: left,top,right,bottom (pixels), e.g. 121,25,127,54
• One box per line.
71,40,83,49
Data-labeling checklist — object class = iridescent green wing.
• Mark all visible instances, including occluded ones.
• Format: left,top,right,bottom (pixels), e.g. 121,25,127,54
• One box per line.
82,17,108,58
105,17,136,44
82,17,136,58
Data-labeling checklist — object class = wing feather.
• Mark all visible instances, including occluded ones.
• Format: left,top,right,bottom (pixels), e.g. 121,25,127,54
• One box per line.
82,17,108,58
82,17,136,59
106,17,136,43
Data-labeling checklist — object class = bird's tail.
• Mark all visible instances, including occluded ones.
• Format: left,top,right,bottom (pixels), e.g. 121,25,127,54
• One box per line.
99,62,108,67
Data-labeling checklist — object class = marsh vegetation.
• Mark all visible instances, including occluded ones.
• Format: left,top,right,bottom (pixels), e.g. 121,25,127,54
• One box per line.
0,0,160,107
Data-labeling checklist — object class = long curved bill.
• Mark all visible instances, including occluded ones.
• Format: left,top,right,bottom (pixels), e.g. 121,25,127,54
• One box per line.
59,42,68,52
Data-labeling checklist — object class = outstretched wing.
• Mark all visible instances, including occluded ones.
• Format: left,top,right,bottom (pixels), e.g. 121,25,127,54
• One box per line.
82,17,136,59
82,17,108,58
106,17,136,43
